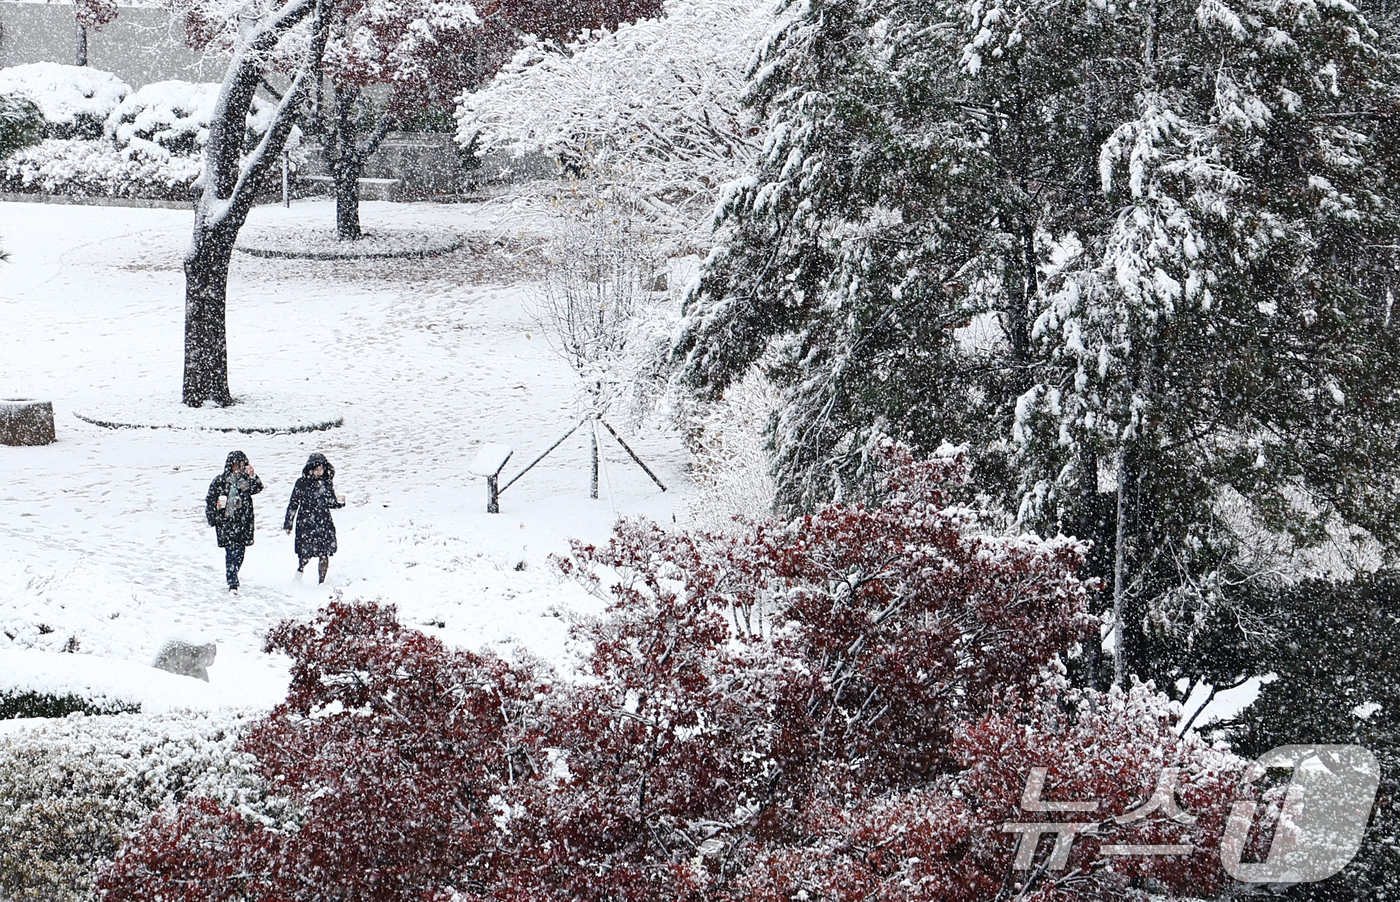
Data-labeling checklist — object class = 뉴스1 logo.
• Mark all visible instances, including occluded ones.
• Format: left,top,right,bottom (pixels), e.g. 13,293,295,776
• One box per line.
1001,744,1380,884
1221,745,1380,883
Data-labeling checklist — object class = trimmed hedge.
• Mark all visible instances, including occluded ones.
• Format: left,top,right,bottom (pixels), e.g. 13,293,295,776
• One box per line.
0,710,290,902
0,689,139,720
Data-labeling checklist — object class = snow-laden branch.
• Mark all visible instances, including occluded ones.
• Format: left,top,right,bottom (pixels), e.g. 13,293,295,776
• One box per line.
194,0,324,232
457,0,779,247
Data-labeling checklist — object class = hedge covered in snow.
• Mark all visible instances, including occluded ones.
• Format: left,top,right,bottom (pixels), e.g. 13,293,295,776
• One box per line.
0,709,287,902
0,647,231,719
0,67,300,200
106,80,286,160
1,137,203,200
0,62,130,139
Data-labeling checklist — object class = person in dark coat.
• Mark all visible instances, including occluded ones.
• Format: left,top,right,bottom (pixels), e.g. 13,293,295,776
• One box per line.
205,450,263,593
284,453,346,584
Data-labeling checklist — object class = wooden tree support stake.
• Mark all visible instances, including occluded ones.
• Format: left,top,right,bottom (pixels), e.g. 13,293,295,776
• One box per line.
499,418,588,496
471,443,515,514
599,419,666,492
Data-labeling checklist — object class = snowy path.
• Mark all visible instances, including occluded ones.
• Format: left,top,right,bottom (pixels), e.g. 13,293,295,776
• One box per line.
0,199,690,711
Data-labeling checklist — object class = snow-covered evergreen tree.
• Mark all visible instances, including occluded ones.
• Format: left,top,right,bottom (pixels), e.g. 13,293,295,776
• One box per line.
676,0,1400,687
1017,0,1400,686
675,0,1125,510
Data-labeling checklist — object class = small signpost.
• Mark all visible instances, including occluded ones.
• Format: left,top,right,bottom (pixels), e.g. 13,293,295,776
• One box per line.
470,443,514,513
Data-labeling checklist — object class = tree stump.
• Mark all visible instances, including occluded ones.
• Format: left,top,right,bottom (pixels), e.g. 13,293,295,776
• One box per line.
0,399,56,446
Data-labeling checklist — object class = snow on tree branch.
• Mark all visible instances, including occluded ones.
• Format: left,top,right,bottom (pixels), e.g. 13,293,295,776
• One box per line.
193,0,322,227
457,0,777,248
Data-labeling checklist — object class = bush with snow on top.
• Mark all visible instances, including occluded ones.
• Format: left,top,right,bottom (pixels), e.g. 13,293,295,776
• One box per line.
0,647,234,717
0,138,201,199
105,80,298,162
0,688,138,720
0,80,306,199
0,62,130,139
97,449,1255,902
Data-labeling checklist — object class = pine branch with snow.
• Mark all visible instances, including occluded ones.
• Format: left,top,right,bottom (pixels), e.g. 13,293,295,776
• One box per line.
676,0,1400,690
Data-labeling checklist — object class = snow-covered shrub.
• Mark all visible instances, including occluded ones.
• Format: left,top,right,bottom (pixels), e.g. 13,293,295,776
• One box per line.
676,364,779,531
457,0,776,249
0,138,203,199
0,93,44,161
0,80,305,199
106,80,222,158
0,688,138,719
105,80,292,161
0,63,130,139
98,602,547,901
0,709,279,902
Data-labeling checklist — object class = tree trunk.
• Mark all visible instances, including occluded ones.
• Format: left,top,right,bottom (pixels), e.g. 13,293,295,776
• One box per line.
333,155,363,240
178,0,329,409
590,421,600,499
1111,447,1129,688
329,85,365,241
325,86,398,241
1111,447,1151,686
183,228,237,406
1003,220,1036,391
75,23,88,67
1075,449,1111,691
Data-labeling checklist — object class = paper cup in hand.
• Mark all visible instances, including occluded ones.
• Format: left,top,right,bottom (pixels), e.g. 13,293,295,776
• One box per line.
217,495,227,509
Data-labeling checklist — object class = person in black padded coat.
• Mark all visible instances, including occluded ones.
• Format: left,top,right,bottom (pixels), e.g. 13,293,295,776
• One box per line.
283,453,346,584
206,450,263,593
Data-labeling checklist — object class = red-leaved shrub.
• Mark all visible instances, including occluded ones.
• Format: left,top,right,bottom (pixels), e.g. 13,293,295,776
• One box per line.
97,446,1250,902
98,602,548,902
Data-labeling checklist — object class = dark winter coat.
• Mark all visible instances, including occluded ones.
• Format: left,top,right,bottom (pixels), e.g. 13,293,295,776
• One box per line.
205,450,263,548
284,453,345,559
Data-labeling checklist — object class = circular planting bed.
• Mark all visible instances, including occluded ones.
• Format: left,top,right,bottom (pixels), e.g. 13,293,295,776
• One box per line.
74,392,343,434
236,227,462,260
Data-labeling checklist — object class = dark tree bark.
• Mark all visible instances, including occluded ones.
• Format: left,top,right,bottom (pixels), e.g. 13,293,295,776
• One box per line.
183,225,237,406
333,158,362,240
182,0,331,407
75,23,88,66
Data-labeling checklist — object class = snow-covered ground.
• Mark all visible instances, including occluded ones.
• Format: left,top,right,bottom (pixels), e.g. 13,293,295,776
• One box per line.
0,197,690,722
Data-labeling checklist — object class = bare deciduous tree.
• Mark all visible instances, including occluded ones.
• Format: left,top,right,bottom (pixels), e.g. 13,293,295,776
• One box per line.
532,183,672,495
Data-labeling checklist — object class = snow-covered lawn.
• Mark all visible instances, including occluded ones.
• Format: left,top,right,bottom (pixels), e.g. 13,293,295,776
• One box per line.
0,197,689,722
